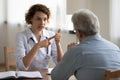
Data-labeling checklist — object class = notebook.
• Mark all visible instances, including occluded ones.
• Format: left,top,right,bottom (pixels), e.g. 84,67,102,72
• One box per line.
0,71,42,79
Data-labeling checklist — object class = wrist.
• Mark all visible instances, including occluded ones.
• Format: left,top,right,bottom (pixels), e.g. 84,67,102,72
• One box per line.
56,42,61,47
35,43,41,48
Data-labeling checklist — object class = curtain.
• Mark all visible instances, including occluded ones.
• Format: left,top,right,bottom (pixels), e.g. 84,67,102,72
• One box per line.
110,0,120,45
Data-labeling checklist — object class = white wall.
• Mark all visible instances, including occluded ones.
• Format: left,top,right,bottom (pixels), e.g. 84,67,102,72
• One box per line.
90,0,110,40
67,0,92,14
67,0,110,40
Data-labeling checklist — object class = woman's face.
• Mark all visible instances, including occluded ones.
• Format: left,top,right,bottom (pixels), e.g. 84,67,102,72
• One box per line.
31,11,48,32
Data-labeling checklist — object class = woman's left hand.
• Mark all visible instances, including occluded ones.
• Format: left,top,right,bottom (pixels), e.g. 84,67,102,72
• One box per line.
55,29,62,43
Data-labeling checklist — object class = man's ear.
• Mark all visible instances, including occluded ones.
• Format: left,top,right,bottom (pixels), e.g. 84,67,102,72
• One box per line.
77,31,82,38
77,31,84,41
76,30,80,38
79,32,83,38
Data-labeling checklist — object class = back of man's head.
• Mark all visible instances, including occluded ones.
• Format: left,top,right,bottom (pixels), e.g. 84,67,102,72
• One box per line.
72,9,100,36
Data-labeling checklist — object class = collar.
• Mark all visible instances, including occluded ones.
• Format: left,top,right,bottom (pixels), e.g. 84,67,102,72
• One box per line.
26,28,50,43
80,33,101,43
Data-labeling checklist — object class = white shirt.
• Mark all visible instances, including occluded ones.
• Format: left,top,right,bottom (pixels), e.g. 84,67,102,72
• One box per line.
15,28,57,70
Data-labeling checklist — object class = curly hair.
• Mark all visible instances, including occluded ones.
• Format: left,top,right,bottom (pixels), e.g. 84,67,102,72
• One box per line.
25,4,50,24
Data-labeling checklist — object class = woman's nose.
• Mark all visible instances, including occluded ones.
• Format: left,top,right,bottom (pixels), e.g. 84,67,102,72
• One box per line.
40,20,45,25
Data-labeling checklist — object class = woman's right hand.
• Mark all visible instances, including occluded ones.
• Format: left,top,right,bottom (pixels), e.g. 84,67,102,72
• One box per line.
36,39,50,48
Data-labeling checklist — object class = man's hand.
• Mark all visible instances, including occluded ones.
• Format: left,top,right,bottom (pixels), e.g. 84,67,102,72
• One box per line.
67,42,79,50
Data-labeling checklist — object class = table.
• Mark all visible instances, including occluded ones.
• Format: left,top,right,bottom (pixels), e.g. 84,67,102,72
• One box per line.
14,68,76,80
39,69,51,80
39,69,76,80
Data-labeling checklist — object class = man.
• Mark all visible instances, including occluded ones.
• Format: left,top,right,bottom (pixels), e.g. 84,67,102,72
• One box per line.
51,9,120,80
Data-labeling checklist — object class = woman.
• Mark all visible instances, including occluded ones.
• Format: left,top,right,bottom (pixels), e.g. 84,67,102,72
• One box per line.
15,4,63,70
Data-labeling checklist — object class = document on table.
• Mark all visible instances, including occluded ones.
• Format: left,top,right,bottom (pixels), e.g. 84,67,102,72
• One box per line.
0,71,43,79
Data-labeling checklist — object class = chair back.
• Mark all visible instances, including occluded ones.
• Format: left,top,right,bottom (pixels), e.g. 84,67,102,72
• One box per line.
4,46,16,71
104,69,120,80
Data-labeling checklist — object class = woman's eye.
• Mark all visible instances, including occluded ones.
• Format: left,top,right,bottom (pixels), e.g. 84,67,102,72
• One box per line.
44,18,47,21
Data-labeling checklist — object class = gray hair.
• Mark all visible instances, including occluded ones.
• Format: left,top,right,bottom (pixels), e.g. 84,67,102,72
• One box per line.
72,9,100,36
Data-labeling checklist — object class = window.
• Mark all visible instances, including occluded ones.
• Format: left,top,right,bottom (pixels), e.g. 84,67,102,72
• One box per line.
65,15,73,30
110,0,120,42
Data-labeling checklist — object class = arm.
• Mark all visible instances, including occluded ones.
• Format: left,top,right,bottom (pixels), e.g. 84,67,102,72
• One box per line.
15,33,29,70
15,32,51,69
22,43,39,68
23,39,51,68
55,42,63,62
51,48,80,80
54,29,63,62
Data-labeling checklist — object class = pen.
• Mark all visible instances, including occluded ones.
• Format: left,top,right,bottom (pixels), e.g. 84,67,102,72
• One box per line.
46,35,55,54
48,35,55,40
46,37,49,54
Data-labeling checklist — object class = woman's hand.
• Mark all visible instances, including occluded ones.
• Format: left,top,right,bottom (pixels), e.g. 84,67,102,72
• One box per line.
35,29,62,48
36,39,50,48
55,29,62,44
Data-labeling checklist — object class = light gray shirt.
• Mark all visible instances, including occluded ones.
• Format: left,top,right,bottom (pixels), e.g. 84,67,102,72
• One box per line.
51,34,120,80
15,28,57,70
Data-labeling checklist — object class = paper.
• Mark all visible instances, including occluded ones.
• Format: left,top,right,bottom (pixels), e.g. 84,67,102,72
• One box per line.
47,68,53,75
0,71,42,79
